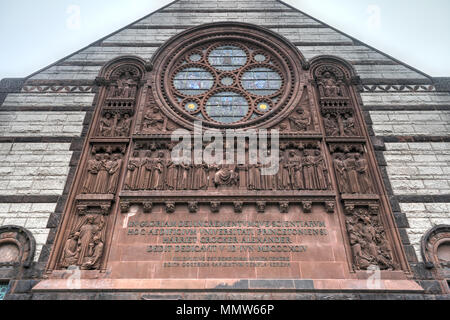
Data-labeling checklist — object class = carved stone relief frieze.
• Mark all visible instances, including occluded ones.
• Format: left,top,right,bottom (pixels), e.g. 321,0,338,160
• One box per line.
344,202,398,271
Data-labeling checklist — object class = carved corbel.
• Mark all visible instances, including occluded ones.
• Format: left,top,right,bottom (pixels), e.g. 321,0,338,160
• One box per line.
210,202,220,213
233,202,243,214
279,202,289,214
256,201,266,213
143,201,153,214
120,201,131,214
165,202,176,214
344,204,355,215
76,204,88,215
325,201,335,214
369,203,380,215
188,202,198,214
302,201,312,214
100,204,111,215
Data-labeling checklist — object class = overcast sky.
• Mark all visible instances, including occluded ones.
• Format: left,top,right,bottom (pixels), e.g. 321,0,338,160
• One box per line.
0,0,449,79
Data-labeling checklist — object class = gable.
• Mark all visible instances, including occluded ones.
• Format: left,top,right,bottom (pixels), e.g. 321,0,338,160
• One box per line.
25,0,431,83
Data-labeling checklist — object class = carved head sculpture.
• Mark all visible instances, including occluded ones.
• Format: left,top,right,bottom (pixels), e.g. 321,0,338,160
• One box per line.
95,154,102,161
105,113,112,119
158,151,165,159
289,151,296,158
324,71,332,79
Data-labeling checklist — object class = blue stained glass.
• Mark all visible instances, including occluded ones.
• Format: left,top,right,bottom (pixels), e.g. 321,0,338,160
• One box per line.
0,283,9,300
242,67,282,96
206,92,249,123
209,46,247,71
174,67,214,95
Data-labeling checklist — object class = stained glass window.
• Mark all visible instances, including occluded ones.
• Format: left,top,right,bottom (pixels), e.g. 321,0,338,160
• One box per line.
167,39,290,125
208,46,247,71
173,67,214,96
241,67,282,96
206,92,249,123
0,283,9,300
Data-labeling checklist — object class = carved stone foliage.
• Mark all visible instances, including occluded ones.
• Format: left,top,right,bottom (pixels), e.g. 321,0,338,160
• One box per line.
330,144,375,195
81,145,126,195
59,200,112,270
344,202,398,271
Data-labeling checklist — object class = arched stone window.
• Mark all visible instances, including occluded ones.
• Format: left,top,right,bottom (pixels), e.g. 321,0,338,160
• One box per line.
150,22,307,129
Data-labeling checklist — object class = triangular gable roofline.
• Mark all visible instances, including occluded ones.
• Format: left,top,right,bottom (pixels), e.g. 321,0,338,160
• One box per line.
276,0,432,79
22,0,433,81
24,0,182,80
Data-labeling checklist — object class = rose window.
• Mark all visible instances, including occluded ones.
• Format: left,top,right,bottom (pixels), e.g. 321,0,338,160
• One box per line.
167,41,289,125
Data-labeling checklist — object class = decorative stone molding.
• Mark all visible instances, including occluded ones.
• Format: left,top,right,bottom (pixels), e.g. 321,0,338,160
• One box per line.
421,225,450,271
0,226,36,268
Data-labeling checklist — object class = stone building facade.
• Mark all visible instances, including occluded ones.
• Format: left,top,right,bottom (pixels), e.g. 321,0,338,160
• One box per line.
0,0,449,300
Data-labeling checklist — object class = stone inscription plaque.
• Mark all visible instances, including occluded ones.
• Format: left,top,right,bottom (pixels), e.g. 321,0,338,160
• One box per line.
108,203,349,279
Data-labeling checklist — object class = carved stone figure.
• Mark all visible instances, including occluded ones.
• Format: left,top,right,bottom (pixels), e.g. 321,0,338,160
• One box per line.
248,163,262,190
289,108,311,131
344,154,360,194
343,113,357,136
345,207,396,271
125,153,141,190
93,154,109,194
165,161,178,190
324,113,339,136
355,153,373,194
215,165,239,187
302,151,316,190
320,72,342,97
60,233,79,268
99,113,114,137
143,107,165,132
313,150,328,190
115,113,132,137
178,162,191,190
151,152,165,190
60,215,105,270
82,155,102,194
193,163,208,190
104,154,121,194
333,153,349,193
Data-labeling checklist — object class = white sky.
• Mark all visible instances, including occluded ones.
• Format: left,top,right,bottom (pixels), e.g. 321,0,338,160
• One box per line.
0,0,449,78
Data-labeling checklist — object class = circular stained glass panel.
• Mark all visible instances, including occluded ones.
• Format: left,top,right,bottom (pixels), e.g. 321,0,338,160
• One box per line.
208,46,247,71
206,92,249,123
173,67,214,96
241,67,282,96
184,101,199,112
257,102,271,113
